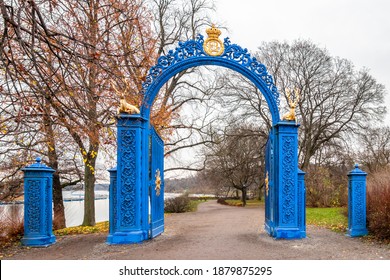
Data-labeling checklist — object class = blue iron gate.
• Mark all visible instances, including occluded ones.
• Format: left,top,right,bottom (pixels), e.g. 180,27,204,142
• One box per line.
264,129,275,233
149,126,164,238
107,26,306,244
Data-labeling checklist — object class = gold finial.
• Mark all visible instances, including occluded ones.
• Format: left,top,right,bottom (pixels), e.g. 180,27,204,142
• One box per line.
281,88,300,122
265,171,269,196
155,169,161,196
203,24,224,56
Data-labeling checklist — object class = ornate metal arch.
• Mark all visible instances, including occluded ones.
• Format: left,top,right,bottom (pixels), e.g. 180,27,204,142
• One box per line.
105,28,306,244
140,34,281,124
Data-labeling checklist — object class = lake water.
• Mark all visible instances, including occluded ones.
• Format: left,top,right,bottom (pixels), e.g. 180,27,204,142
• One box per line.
0,191,183,227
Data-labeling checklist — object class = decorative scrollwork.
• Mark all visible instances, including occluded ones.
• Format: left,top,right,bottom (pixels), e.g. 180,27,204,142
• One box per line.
141,29,280,109
281,136,295,225
27,180,41,233
120,129,137,227
354,182,365,226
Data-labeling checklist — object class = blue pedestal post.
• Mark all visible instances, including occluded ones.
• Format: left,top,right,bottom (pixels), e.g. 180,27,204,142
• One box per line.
347,164,368,237
106,114,149,244
21,158,56,247
297,168,306,238
269,121,305,239
107,167,117,239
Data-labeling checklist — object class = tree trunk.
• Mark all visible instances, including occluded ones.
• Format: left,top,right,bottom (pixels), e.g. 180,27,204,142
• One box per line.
258,184,263,201
52,173,66,229
43,100,66,229
82,152,97,226
242,188,247,207
81,0,99,227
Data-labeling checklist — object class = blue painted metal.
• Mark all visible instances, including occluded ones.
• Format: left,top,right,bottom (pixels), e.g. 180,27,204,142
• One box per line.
21,157,56,247
140,35,281,125
107,166,117,238
347,164,368,237
149,126,164,237
264,127,275,234
265,121,305,239
297,169,306,238
106,114,149,244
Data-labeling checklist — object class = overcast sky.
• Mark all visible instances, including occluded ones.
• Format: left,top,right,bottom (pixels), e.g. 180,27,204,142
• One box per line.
214,0,390,123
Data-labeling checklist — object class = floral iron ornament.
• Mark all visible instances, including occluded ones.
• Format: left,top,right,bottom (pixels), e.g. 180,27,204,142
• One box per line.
140,26,281,122
203,24,224,56
155,169,161,196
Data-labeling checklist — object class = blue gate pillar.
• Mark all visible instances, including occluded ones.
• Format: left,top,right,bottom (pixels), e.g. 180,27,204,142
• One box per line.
21,157,56,247
106,114,149,244
347,164,368,237
270,121,305,239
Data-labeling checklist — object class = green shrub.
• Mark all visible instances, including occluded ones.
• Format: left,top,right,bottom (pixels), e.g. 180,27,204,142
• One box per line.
367,168,390,240
164,194,191,213
217,198,229,205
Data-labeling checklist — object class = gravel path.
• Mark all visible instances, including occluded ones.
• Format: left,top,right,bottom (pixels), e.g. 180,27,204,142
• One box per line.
3,201,390,260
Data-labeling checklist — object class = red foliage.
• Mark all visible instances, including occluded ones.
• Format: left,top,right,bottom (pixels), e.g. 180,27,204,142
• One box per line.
367,167,390,241
0,206,24,248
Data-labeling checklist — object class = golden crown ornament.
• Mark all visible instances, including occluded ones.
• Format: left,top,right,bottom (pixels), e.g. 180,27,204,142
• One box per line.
203,24,224,56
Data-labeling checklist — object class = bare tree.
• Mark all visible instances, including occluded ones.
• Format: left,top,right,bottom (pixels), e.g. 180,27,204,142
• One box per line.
204,123,267,206
0,0,218,226
358,126,390,172
264,40,386,169
148,0,221,174
222,39,387,170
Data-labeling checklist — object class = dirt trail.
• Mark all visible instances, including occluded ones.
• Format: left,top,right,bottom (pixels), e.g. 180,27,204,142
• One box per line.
3,201,390,259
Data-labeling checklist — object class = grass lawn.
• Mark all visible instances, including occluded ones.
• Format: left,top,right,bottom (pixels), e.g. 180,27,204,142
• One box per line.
223,199,348,232
188,199,207,212
306,207,348,232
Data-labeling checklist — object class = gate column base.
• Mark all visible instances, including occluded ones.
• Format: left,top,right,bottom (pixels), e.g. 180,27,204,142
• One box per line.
21,234,56,247
266,224,306,239
106,230,148,245
346,228,368,238
273,228,306,239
